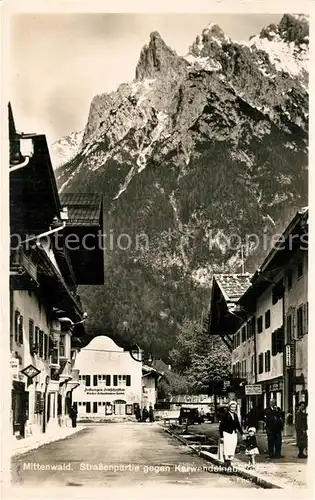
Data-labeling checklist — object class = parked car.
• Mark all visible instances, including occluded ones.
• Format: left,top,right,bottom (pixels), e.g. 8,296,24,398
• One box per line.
179,407,204,425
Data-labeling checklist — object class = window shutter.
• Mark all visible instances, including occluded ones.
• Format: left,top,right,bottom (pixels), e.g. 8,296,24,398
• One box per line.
19,315,24,344
302,303,307,335
292,308,297,339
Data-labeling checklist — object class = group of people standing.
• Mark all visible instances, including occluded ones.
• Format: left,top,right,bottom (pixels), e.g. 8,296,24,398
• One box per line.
135,405,155,423
219,399,308,470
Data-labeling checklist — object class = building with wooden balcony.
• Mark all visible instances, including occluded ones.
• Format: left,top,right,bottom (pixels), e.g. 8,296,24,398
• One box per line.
9,104,105,440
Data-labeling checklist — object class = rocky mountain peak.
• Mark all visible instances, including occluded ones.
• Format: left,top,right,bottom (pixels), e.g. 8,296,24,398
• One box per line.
135,31,188,80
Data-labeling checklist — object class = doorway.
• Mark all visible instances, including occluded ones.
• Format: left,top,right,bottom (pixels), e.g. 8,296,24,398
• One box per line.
12,382,28,438
113,399,126,415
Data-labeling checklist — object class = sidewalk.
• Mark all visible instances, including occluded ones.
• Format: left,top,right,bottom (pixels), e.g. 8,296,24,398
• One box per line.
11,425,86,457
169,422,308,488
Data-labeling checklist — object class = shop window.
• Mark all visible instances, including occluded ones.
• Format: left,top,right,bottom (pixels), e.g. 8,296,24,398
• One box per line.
86,375,91,387
93,402,98,413
297,259,303,279
258,353,264,373
257,316,263,333
86,402,91,413
93,375,98,386
297,305,304,338
287,269,293,290
265,310,271,329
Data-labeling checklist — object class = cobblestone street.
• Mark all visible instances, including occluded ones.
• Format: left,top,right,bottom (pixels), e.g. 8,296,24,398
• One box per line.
11,422,256,488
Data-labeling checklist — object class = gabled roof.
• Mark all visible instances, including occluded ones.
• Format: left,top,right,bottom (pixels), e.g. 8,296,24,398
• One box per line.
214,274,253,305
59,193,103,226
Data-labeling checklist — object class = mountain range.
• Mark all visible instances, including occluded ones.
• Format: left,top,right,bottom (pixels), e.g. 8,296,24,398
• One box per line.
54,14,308,359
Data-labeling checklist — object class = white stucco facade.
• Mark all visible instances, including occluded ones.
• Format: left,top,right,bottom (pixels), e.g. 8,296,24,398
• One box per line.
72,336,142,420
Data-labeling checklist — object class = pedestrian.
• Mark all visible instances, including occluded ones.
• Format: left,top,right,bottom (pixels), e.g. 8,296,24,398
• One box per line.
135,405,141,422
149,405,155,423
295,401,307,458
69,404,78,428
219,400,244,469
244,427,259,469
263,399,284,459
142,406,149,422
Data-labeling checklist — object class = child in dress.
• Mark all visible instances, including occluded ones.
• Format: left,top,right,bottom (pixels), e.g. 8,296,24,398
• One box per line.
244,427,259,469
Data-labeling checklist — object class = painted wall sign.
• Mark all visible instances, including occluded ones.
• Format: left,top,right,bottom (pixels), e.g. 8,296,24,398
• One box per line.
84,387,126,396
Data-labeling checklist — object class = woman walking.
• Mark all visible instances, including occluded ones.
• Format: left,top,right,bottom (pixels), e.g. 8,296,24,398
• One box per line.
219,401,244,468
295,401,307,458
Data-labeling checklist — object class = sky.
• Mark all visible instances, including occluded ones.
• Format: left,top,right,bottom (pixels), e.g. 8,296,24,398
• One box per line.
9,13,282,144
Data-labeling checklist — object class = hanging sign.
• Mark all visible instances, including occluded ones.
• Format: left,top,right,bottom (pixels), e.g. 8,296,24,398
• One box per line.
21,364,41,379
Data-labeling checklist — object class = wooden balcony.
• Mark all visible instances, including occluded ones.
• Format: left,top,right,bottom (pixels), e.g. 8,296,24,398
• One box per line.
10,248,38,289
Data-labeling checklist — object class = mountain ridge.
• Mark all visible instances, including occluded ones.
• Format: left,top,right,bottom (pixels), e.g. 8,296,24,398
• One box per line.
55,14,308,359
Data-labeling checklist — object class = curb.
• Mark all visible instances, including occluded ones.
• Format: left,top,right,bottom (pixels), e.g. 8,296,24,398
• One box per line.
164,427,282,489
11,427,87,458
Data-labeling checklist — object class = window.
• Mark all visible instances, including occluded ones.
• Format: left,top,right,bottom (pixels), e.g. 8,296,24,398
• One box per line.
59,334,65,357
44,334,48,359
50,340,59,365
126,375,131,387
286,314,293,342
35,326,40,346
39,330,44,357
86,402,91,413
241,326,246,343
265,351,271,372
93,375,98,386
257,316,263,333
113,375,118,386
265,310,271,329
297,305,304,338
29,319,34,347
106,375,111,386
272,326,284,355
297,259,303,279
98,375,102,380
287,269,293,290
85,375,91,387
258,353,264,373
93,402,98,413
14,310,21,343
236,331,240,346
18,315,23,344
242,360,246,377
98,402,102,405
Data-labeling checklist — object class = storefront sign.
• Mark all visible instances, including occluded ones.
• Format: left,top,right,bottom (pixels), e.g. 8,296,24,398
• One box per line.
10,358,19,380
245,384,262,395
84,387,125,396
21,364,41,379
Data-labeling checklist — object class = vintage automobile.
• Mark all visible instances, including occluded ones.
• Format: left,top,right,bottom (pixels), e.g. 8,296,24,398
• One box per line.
179,407,204,425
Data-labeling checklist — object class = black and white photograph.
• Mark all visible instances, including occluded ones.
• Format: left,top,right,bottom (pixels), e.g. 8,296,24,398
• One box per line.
1,0,311,497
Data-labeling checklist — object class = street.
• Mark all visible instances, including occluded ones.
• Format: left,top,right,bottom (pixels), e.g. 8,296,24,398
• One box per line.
11,422,256,488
